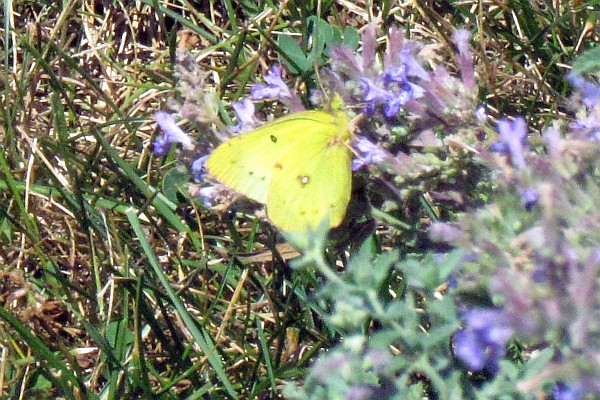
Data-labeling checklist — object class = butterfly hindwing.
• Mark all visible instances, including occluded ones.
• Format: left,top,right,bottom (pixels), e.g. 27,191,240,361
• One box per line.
266,132,352,232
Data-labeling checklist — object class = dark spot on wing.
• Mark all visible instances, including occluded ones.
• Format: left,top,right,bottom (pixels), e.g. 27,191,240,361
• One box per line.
270,135,278,143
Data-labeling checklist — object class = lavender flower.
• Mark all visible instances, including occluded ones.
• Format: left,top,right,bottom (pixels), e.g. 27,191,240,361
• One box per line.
490,117,528,169
153,111,195,156
566,75,600,139
396,43,430,82
358,47,426,118
250,65,292,100
454,29,476,91
474,106,488,122
171,50,221,125
453,309,513,373
361,77,394,105
519,187,539,211
352,136,389,170
196,185,220,208
568,73,600,109
326,23,481,179
570,114,600,140
231,98,258,133
553,381,583,400
191,155,208,180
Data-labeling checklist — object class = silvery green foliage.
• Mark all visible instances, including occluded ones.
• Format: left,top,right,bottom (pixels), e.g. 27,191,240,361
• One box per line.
284,246,538,399
431,73,600,397
283,24,600,400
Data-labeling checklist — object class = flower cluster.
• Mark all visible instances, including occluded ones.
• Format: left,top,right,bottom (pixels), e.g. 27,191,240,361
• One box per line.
324,24,487,210
433,75,600,398
153,18,600,398
453,309,513,373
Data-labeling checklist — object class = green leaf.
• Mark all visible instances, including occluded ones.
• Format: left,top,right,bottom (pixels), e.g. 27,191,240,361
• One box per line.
520,347,554,379
162,165,191,204
342,26,360,50
572,44,600,75
278,34,311,74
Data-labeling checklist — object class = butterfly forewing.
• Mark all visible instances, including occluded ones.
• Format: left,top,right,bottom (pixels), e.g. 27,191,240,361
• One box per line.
206,113,319,203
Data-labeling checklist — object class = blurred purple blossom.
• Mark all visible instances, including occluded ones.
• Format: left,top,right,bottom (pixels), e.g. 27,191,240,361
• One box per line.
429,222,466,244
568,73,600,109
360,22,377,71
358,45,426,118
490,117,528,169
196,185,220,208
352,136,389,170
361,77,394,104
250,65,292,100
519,187,539,211
231,98,258,133
567,75,600,139
453,309,513,373
327,22,480,149
570,114,600,140
364,349,393,373
191,155,208,180
553,381,583,400
474,106,487,122
397,44,430,81
454,29,476,91
153,111,195,156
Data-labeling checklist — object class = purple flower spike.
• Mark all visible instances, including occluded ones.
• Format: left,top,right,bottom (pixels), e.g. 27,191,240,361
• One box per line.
361,77,393,103
553,381,583,400
191,155,209,180
568,73,600,109
454,29,475,90
231,98,257,132
382,65,408,87
154,112,194,156
197,185,220,208
384,97,404,118
496,117,528,169
398,44,430,81
385,82,424,117
361,22,378,72
360,77,393,116
352,136,388,170
453,309,513,373
250,65,292,100
519,187,539,211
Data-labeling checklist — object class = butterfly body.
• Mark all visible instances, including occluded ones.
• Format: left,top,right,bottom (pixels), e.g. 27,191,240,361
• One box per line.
205,109,352,233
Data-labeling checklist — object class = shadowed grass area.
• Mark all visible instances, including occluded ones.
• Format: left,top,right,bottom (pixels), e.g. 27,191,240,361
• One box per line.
0,0,597,398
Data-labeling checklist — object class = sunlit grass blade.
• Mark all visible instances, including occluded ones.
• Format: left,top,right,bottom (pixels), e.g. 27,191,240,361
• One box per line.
126,210,237,398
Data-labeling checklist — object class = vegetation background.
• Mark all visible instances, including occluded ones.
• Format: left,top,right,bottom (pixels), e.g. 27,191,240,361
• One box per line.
0,0,597,399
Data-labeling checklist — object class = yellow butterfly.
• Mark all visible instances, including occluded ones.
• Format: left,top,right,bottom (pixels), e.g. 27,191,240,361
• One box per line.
205,106,353,233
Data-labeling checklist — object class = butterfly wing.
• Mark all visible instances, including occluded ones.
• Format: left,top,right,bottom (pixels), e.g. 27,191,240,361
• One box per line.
206,109,352,233
206,111,330,203
266,111,352,232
